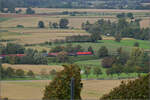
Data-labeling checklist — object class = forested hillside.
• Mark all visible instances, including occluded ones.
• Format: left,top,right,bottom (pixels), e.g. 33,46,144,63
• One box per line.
0,0,150,10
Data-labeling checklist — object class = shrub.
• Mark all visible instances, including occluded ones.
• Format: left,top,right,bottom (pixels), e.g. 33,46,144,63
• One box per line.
27,70,35,77
15,69,25,77
134,42,139,47
16,25,24,28
26,7,35,14
102,57,115,68
38,21,45,28
98,46,108,58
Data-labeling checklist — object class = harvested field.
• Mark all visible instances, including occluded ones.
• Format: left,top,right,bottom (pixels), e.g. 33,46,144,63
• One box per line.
2,64,63,75
0,79,127,100
140,18,150,28
0,28,89,44
16,8,150,14
0,16,115,28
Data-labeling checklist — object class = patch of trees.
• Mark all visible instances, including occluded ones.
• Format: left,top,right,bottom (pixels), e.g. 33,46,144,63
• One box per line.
0,65,35,79
100,73,150,100
0,43,48,64
82,17,150,40
26,7,35,14
50,44,84,53
43,64,82,100
39,18,69,29
101,47,150,75
0,43,25,54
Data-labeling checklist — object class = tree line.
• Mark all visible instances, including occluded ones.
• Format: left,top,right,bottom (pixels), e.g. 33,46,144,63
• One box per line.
82,14,150,40
0,0,149,11
0,63,35,79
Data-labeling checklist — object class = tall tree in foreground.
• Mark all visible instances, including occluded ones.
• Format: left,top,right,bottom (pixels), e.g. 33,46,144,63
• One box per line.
43,64,83,100
100,74,150,100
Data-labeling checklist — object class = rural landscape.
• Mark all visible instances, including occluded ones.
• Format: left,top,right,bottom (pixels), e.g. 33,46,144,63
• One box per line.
0,0,150,100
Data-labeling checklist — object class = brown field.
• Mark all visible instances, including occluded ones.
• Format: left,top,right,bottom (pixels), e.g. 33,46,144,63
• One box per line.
0,28,89,44
16,8,150,14
2,64,63,75
0,16,116,28
140,18,150,28
1,79,126,100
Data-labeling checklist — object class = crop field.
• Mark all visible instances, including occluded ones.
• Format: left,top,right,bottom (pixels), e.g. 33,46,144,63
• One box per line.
0,16,114,28
2,64,63,75
16,8,150,14
0,79,127,100
0,28,88,44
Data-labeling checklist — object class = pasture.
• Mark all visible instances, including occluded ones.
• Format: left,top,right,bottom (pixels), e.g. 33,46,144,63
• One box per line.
1,79,126,100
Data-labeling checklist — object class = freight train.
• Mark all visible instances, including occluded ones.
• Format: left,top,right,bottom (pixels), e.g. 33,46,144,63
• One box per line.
0,51,93,59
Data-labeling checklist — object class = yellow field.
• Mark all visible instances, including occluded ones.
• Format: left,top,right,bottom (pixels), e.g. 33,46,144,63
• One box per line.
1,79,126,100
16,8,150,14
0,16,115,28
2,64,63,75
0,28,89,44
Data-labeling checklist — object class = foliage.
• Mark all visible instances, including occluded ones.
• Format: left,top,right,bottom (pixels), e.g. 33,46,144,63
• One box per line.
56,51,69,63
100,74,150,100
93,67,102,77
84,66,91,78
38,21,45,28
98,46,108,58
0,0,149,10
26,7,35,14
83,18,150,40
43,64,82,100
15,69,25,77
134,42,140,47
88,46,94,54
102,57,115,68
27,70,35,77
59,18,69,29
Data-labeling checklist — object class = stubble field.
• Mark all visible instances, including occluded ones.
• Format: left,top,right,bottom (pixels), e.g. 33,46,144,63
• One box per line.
1,79,126,100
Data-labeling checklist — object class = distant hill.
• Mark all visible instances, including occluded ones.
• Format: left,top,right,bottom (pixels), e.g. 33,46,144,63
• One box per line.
100,73,150,100
0,0,150,10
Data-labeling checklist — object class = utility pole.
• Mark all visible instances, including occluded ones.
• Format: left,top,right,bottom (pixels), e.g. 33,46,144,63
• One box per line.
71,77,74,100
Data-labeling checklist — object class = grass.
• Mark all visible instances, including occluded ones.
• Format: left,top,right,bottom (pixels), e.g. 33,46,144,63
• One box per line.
0,79,126,99
52,39,150,55
0,17,11,22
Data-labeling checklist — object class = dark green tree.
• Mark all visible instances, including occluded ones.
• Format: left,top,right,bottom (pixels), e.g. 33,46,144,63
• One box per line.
43,64,82,100
26,7,35,14
59,18,69,29
88,46,94,54
27,70,35,77
38,21,45,28
15,69,25,77
93,67,102,77
98,46,108,58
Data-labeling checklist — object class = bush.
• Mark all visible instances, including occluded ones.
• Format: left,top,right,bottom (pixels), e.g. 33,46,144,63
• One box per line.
100,74,150,100
134,42,139,47
98,46,108,58
38,21,45,28
27,70,35,77
15,69,25,77
16,25,24,28
102,57,114,68
26,8,35,14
